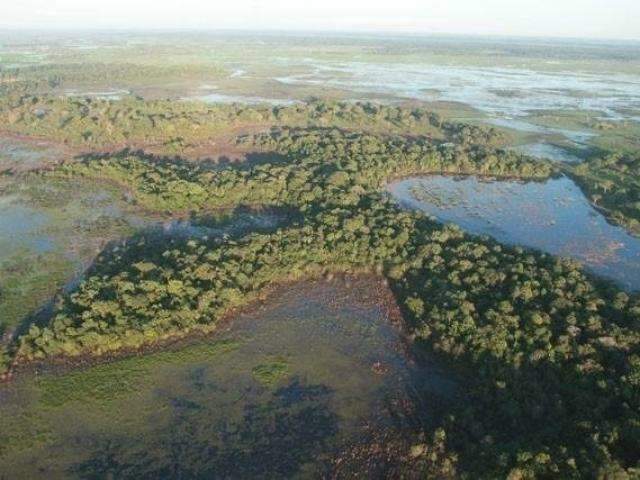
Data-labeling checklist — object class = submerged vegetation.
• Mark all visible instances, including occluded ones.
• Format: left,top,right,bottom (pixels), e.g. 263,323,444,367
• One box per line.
0,177,143,333
0,249,73,335
252,357,291,386
0,116,637,477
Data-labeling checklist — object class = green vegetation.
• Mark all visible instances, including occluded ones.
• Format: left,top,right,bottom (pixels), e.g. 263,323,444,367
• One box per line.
0,95,506,152
0,277,408,477
0,249,73,335
252,357,291,386
3,121,637,477
528,109,640,153
1,62,226,94
2,34,640,478
566,151,640,236
36,127,544,213
0,177,143,332
0,338,242,465
36,339,241,407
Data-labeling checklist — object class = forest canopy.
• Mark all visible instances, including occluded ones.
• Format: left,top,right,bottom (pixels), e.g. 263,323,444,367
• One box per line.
3,115,639,478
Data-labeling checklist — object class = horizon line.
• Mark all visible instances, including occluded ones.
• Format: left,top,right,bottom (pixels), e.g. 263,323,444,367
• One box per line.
0,27,638,44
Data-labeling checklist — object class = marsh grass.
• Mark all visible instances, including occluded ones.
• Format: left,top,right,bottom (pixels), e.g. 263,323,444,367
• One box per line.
36,339,242,407
252,356,291,386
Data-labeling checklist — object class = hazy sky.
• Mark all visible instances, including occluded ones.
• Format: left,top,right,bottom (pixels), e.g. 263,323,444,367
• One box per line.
2,0,639,40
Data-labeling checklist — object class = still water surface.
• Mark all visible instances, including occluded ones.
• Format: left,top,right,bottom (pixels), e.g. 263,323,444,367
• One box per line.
0,278,451,478
389,175,640,290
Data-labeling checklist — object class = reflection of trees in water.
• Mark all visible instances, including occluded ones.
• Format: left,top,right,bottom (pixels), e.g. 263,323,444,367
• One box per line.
71,378,339,479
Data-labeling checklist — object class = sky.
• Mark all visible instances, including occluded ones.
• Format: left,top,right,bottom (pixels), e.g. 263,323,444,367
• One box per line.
2,0,639,41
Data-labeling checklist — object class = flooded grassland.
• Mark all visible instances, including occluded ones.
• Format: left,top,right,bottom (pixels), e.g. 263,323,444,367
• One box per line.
1,32,639,478
0,169,293,341
0,277,452,478
0,175,148,338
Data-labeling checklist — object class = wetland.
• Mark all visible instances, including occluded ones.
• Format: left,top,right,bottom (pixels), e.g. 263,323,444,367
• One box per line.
0,32,639,478
0,277,452,478
388,174,640,290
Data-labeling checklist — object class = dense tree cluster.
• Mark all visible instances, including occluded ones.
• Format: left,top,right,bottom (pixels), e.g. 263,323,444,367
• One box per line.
0,95,505,149
0,62,225,93
567,151,640,236
43,128,551,213
10,125,640,478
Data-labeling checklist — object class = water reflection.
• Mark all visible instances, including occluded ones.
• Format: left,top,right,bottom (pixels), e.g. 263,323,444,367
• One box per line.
72,378,339,479
0,197,55,260
389,175,640,290
0,278,452,478
512,142,585,163
275,61,640,121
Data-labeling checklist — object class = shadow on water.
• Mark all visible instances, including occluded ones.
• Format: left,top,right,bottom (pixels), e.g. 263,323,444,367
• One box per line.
0,276,455,478
8,204,299,344
71,378,339,479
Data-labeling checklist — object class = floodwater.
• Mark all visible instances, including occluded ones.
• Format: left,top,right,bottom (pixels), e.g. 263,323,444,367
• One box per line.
274,59,639,151
0,184,145,269
486,117,596,146
0,178,291,331
0,196,54,260
65,89,130,100
388,175,640,291
191,91,297,106
0,278,452,478
0,181,290,273
512,142,585,163
0,179,157,332
0,137,67,172
276,61,640,121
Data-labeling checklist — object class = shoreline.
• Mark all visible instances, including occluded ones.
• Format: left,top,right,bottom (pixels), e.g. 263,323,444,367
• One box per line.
2,272,410,383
